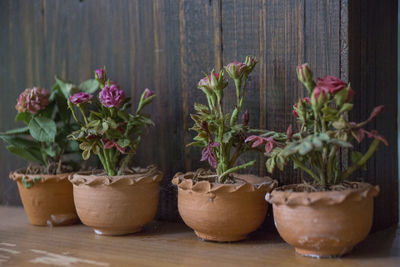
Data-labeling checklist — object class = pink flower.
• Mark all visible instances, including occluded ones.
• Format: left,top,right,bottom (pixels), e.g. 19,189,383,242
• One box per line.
99,84,125,108
15,87,50,114
95,68,106,82
201,141,220,169
225,61,247,79
103,139,126,153
313,76,349,101
144,88,154,99
245,135,277,154
69,92,93,104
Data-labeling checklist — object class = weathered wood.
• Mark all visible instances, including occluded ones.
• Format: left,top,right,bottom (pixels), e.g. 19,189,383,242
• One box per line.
0,0,398,229
348,0,398,230
1,206,400,266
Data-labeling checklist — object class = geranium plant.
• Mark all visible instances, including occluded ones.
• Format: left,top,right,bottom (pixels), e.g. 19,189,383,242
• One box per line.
68,68,155,176
0,77,96,175
188,56,259,183
246,64,388,188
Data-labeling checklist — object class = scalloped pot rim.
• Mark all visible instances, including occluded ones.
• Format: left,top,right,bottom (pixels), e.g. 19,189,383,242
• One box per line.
172,170,278,194
69,165,163,186
9,169,71,183
265,182,380,206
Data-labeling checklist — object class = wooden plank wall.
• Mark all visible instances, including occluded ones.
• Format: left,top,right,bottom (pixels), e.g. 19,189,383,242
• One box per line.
0,0,397,229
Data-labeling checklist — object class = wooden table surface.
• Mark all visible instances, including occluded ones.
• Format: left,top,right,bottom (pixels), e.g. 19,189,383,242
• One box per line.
0,206,399,267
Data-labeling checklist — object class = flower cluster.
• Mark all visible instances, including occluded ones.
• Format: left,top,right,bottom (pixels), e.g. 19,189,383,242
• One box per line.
188,56,259,183
68,68,155,176
15,87,50,114
248,64,387,187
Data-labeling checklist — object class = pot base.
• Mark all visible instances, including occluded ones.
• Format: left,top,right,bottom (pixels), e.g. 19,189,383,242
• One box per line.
195,230,246,242
93,227,142,236
295,247,352,258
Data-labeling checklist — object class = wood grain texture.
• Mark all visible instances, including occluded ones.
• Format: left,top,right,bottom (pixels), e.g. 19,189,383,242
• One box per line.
0,206,400,266
0,0,398,229
348,0,398,230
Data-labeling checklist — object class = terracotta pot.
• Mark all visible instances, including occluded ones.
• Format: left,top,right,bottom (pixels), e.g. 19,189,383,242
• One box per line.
172,170,277,242
9,170,78,226
266,182,380,258
69,165,162,236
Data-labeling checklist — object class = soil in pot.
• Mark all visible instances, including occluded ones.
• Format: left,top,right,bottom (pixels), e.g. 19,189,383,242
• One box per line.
172,169,277,242
69,165,162,236
266,182,379,258
10,167,79,226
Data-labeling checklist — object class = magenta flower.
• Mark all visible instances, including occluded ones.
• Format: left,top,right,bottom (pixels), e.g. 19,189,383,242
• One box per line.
316,76,347,95
103,139,126,153
95,68,106,82
144,88,154,99
69,92,93,104
225,61,247,79
99,84,125,108
201,141,220,169
242,110,249,125
15,87,50,114
245,135,277,154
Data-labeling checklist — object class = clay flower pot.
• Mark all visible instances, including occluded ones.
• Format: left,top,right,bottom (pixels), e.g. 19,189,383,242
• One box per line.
266,182,380,258
69,165,162,236
172,170,277,242
9,170,78,226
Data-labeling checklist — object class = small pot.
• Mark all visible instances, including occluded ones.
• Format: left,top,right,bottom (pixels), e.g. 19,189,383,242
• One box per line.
69,165,162,236
9,170,79,226
172,170,277,242
266,182,379,258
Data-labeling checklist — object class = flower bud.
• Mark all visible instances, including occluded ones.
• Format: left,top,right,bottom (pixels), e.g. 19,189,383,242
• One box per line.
95,68,106,83
225,61,247,79
296,64,313,84
244,56,258,74
144,88,154,100
242,110,249,125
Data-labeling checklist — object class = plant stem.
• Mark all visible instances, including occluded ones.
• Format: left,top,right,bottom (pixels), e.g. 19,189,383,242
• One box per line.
292,157,322,184
341,138,380,181
218,160,256,183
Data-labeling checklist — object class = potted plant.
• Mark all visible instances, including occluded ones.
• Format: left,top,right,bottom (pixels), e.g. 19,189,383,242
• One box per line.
68,68,162,236
172,56,277,242
0,77,94,226
247,64,385,257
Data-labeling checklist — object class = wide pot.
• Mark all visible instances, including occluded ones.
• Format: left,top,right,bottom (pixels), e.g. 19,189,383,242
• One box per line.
9,170,78,226
69,165,162,236
266,182,379,258
172,170,277,242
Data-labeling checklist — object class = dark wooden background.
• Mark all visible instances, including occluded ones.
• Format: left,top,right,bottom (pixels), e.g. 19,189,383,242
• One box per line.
0,0,397,230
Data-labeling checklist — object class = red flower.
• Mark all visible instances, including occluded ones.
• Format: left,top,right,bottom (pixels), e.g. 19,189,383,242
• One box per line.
245,135,277,153
103,139,126,153
296,63,313,84
201,142,220,169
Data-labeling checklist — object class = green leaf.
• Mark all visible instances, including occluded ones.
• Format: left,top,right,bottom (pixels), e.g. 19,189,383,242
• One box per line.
1,127,29,135
0,135,40,149
329,139,353,148
117,138,130,148
186,141,204,147
54,91,70,122
15,112,32,124
311,136,323,149
7,145,43,163
82,149,90,160
222,131,233,144
28,117,57,142
79,79,99,94
44,146,56,157
339,103,354,114
299,141,313,155
55,76,77,98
